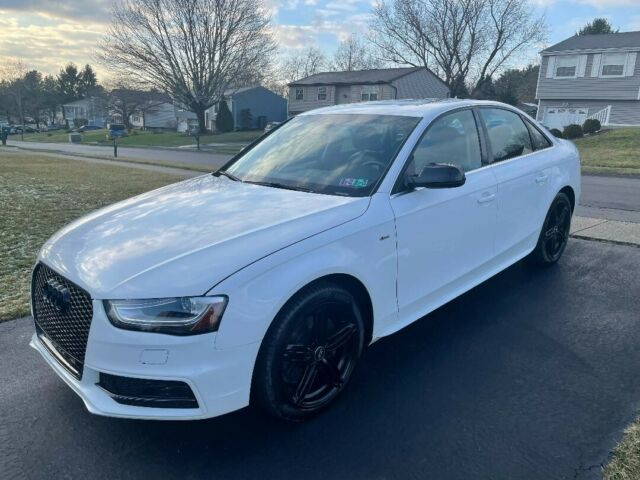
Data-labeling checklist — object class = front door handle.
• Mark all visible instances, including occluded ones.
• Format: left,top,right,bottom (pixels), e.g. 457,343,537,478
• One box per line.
477,192,496,204
535,173,549,184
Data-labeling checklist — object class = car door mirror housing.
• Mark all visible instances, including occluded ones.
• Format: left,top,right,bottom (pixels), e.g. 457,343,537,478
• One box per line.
408,164,466,189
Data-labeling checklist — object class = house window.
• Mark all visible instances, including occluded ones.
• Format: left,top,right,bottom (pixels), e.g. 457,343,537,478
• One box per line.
295,88,304,100
361,86,379,101
601,53,626,77
555,56,578,77
317,86,327,101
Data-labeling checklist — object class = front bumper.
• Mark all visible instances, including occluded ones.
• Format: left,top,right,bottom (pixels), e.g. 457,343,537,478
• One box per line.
31,300,260,420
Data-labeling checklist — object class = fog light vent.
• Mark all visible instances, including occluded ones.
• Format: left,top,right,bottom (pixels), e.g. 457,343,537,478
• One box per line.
97,373,198,409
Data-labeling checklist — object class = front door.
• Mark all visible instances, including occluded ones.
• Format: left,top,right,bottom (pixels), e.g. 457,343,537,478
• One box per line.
335,86,351,104
390,109,498,328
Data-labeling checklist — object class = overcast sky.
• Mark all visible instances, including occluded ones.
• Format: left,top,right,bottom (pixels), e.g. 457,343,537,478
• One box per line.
0,0,639,81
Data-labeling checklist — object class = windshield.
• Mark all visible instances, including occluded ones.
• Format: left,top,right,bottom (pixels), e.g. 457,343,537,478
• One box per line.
224,114,421,197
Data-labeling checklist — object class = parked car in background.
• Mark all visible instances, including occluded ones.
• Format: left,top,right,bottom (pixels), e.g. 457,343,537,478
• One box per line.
11,125,39,134
78,125,103,132
30,100,580,423
264,121,281,133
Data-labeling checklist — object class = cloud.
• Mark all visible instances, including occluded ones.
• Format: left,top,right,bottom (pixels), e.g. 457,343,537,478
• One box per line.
273,24,318,48
575,0,638,6
532,0,638,6
0,0,111,22
0,10,107,77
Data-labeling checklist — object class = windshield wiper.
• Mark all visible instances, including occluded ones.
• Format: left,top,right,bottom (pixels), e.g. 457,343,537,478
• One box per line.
214,169,241,182
245,180,315,193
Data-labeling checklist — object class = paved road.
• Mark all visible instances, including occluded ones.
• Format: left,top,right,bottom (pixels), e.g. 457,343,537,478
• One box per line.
2,238,640,480
576,175,640,223
7,140,230,169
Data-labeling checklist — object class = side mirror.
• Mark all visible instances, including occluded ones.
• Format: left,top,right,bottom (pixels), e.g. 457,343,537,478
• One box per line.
408,163,466,189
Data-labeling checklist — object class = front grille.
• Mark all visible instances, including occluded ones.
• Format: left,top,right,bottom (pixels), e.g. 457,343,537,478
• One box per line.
32,263,93,379
98,373,199,409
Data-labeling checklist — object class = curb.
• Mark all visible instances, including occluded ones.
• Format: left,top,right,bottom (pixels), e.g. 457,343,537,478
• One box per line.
571,216,640,247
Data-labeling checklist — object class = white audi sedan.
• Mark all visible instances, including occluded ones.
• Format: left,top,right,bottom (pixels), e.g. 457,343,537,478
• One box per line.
31,100,580,421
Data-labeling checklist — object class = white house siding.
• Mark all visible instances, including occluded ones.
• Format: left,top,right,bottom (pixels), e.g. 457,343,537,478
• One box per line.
537,53,640,101
288,85,336,114
537,99,640,127
391,69,450,99
144,102,178,129
347,84,394,102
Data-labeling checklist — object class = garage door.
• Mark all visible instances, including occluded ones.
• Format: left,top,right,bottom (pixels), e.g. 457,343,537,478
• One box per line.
543,107,588,130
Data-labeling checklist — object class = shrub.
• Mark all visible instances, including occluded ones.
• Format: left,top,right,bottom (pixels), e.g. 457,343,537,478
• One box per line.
215,101,234,133
583,118,601,134
47,133,52,137
563,124,583,139
549,128,563,138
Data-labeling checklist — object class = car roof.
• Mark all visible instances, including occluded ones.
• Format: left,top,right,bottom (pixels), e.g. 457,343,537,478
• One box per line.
300,99,520,119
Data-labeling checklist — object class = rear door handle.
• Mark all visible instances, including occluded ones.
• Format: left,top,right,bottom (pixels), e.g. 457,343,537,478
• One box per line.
477,192,496,204
535,173,549,184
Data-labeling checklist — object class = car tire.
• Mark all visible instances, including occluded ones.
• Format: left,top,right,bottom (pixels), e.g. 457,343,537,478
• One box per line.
252,282,365,421
526,192,572,266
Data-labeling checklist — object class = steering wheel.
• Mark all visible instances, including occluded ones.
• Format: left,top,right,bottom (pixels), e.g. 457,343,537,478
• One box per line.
361,159,387,173
347,150,386,173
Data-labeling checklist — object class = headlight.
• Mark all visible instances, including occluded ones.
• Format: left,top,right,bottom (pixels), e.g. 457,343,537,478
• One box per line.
104,296,228,335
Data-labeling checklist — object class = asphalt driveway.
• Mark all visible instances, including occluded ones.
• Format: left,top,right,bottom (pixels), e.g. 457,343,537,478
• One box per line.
2,238,640,480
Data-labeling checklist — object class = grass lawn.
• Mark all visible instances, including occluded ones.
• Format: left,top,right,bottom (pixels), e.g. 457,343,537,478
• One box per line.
18,129,263,153
0,151,184,322
574,128,640,176
605,417,640,479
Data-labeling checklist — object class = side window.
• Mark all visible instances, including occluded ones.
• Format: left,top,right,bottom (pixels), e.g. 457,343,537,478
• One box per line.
295,88,304,101
526,120,552,151
405,109,482,177
480,109,533,162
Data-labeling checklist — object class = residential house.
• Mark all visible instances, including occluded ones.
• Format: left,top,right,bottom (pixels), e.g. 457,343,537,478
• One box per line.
205,86,287,131
536,31,640,129
287,67,450,116
175,108,199,133
63,97,108,128
109,90,178,131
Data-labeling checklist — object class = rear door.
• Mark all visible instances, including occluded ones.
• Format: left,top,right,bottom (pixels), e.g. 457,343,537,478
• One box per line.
478,107,554,259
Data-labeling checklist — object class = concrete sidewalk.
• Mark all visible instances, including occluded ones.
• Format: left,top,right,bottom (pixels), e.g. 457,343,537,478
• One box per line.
572,216,640,246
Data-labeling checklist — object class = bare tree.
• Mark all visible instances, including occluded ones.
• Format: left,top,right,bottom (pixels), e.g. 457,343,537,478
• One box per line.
268,47,328,97
370,0,546,97
332,34,383,71
280,47,327,84
106,79,169,128
99,0,276,132
0,59,29,138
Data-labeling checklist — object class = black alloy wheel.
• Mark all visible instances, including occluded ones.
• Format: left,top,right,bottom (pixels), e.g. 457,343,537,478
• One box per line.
253,283,365,421
527,192,572,265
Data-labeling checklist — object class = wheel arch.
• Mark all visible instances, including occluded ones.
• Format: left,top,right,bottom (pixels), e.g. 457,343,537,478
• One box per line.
267,273,375,348
559,185,575,212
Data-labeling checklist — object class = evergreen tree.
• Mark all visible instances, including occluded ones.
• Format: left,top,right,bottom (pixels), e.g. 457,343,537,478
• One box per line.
215,101,233,132
78,64,98,96
578,18,618,36
57,63,81,103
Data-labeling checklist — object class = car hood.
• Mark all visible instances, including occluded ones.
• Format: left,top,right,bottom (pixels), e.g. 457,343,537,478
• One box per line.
40,175,369,299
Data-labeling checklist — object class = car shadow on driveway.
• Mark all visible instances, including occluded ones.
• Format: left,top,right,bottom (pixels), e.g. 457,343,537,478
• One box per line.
4,239,640,480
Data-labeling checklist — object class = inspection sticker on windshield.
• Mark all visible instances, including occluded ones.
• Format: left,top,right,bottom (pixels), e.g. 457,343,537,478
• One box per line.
339,178,369,188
